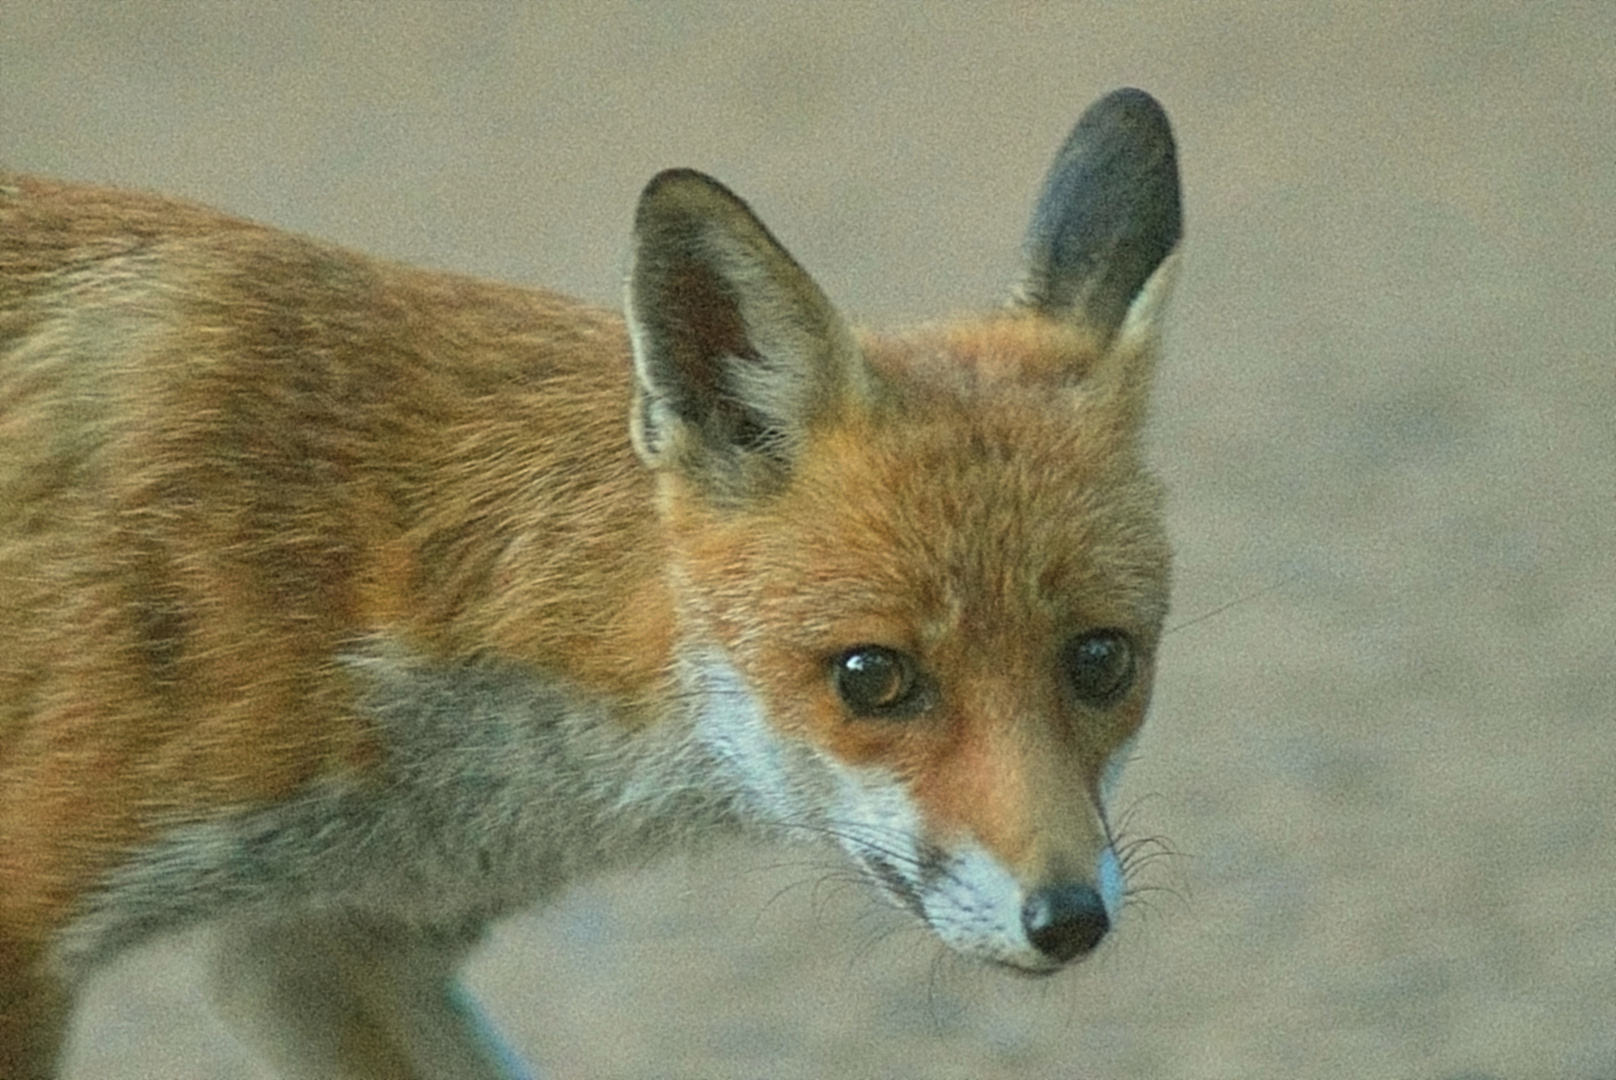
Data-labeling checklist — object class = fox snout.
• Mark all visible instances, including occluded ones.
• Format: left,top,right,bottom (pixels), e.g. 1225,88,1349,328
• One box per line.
1021,788,1135,965
823,763,1127,972
868,847,1123,971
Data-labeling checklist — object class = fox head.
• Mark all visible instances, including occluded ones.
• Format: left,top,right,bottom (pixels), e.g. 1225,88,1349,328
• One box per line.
626,89,1180,972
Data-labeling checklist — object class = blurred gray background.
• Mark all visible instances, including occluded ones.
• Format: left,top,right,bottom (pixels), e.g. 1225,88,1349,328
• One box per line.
5,3,1614,1078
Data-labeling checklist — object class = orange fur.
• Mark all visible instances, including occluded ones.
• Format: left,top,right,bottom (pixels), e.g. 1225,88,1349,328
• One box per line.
1,175,661,900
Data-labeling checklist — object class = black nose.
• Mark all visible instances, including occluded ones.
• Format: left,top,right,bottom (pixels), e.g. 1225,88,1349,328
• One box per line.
1022,882,1110,963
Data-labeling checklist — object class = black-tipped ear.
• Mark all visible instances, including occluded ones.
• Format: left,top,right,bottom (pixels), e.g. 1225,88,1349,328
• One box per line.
1014,88,1182,346
627,169,861,501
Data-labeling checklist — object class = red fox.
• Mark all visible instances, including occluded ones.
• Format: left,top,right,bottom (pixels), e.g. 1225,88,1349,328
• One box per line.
0,88,1181,1078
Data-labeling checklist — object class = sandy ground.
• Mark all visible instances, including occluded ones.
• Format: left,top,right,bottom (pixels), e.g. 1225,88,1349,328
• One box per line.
5,3,1614,1078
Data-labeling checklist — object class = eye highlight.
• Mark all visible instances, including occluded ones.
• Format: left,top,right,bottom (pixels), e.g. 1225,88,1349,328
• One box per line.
1062,630,1136,707
832,646,925,718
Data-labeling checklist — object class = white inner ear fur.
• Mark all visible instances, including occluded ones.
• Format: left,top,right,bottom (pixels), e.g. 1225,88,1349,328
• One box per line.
1110,248,1181,355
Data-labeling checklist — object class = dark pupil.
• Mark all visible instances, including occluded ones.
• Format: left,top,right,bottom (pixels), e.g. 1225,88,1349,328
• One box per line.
1065,632,1133,705
838,648,907,713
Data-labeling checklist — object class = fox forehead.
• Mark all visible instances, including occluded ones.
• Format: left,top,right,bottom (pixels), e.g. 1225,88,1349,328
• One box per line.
666,319,1170,658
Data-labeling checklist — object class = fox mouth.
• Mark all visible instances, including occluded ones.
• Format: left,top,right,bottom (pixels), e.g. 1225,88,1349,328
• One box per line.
862,853,928,920
990,956,1067,978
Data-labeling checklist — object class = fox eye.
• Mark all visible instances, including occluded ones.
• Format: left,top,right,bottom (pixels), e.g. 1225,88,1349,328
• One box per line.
1062,630,1136,707
833,646,923,718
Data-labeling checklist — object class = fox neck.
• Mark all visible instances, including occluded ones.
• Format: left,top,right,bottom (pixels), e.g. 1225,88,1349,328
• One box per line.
383,360,683,721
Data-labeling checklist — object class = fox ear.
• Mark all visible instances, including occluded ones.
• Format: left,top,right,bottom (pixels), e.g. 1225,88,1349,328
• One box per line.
1014,88,1182,353
627,169,862,502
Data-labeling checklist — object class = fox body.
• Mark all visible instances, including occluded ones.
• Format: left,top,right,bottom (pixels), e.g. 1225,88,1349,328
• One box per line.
0,89,1181,1078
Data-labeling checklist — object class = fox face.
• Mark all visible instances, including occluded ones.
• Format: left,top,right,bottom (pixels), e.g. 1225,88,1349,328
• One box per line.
630,88,1180,969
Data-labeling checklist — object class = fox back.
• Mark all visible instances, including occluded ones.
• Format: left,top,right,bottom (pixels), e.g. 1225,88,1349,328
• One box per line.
0,88,1181,1079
